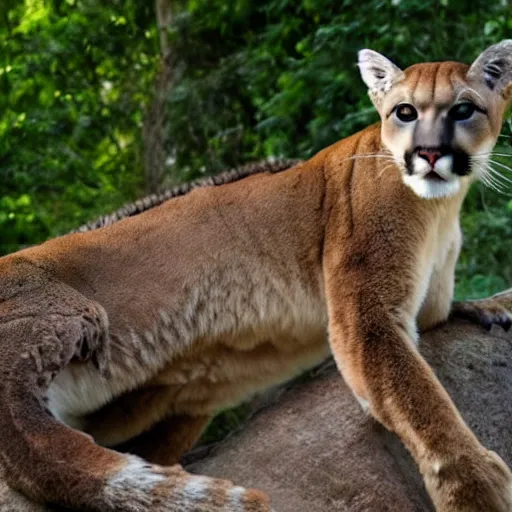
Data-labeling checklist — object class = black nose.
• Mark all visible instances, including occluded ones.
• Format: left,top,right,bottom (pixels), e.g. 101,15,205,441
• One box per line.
417,149,442,167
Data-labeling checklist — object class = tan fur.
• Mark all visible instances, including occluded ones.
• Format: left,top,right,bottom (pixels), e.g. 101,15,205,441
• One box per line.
0,42,512,511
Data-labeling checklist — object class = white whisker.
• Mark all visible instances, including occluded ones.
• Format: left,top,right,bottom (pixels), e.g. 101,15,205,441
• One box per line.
479,171,510,195
472,160,510,195
486,169,512,187
486,176,512,193
377,163,395,178
455,86,486,105
487,159,512,174
482,178,507,194
472,152,512,158
482,159,512,180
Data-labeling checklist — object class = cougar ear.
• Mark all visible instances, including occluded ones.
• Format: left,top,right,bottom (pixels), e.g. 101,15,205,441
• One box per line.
467,40,512,99
358,49,404,108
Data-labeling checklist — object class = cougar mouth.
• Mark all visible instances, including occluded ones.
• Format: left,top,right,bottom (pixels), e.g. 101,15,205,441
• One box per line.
425,171,446,181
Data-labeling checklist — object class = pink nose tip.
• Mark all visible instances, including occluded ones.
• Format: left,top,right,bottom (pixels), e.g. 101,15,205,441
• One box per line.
417,149,442,167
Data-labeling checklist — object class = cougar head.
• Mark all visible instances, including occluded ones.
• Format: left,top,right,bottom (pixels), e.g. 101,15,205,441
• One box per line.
358,40,512,199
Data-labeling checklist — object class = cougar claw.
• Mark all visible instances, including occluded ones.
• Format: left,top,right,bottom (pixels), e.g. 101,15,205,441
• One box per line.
452,299,512,332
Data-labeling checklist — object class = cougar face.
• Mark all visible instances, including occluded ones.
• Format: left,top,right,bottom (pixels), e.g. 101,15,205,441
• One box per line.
358,41,512,199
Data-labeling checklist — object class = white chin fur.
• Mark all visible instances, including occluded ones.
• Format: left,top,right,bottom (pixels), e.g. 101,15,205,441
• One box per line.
403,174,461,199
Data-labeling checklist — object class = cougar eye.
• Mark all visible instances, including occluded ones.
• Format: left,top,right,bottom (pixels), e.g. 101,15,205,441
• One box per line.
395,104,418,123
450,102,476,121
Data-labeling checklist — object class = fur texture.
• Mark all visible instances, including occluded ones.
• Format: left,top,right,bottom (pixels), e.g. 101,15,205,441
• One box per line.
0,42,512,511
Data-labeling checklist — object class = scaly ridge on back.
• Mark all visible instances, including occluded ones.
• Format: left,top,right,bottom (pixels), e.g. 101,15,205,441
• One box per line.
73,159,301,233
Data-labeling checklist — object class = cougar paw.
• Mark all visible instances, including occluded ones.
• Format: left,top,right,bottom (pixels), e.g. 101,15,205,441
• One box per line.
426,449,512,512
451,299,512,332
52,304,109,372
27,303,110,390
153,467,272,512
103,456,272,512
73,308,110,372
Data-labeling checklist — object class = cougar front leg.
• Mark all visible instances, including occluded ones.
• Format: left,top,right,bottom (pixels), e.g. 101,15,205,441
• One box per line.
324,274,512,511
0,274,270,511
451,289,512,331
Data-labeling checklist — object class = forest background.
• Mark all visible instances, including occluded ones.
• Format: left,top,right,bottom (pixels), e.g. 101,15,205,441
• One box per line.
1,0,512,436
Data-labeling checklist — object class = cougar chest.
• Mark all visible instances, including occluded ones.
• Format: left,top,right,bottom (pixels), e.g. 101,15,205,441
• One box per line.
414,201,463,329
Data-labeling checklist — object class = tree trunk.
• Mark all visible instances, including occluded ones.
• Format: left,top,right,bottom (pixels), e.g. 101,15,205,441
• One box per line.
142,0,175,194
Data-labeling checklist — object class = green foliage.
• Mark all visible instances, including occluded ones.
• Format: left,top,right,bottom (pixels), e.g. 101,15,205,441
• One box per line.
200,403,251,445
457,180,512,299
0,0,157,253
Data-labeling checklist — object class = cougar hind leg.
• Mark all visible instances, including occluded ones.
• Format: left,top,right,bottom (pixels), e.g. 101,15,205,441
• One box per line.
0,260,271,511
115,414,212,466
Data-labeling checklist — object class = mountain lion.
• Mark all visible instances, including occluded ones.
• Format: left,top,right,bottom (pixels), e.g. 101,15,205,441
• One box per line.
0,41,512,512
